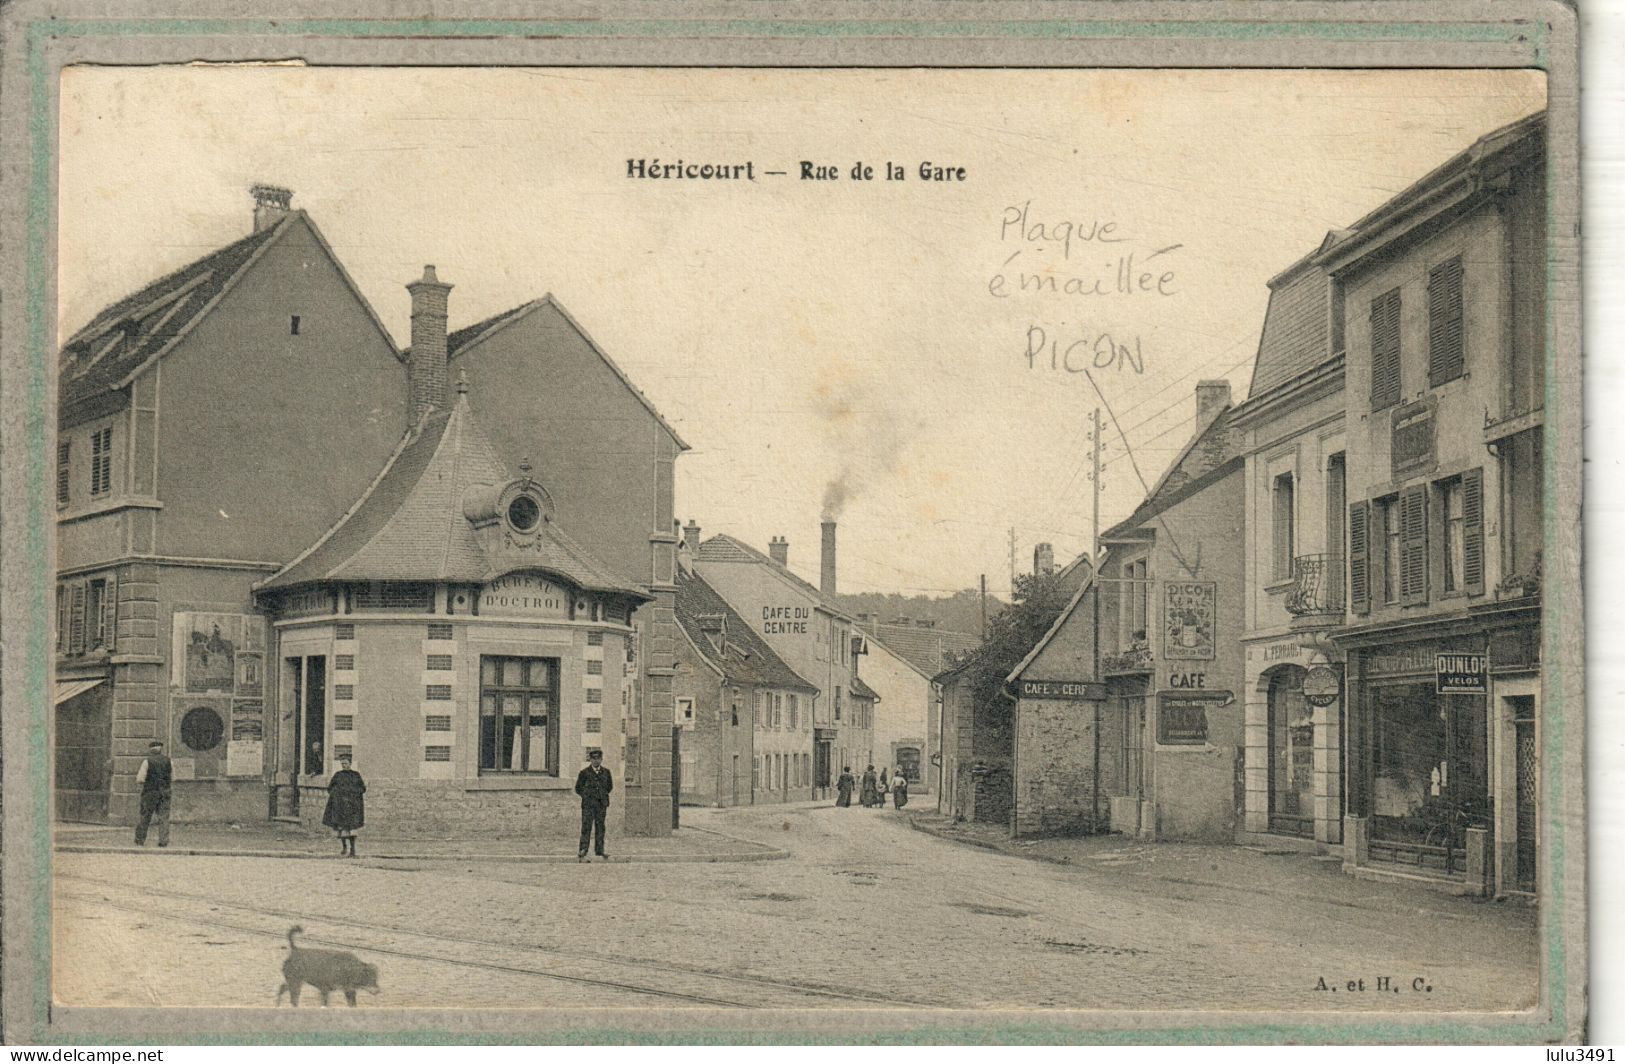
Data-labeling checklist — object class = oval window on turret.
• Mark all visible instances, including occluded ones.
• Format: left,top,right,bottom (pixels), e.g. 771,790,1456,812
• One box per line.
507,494,541,533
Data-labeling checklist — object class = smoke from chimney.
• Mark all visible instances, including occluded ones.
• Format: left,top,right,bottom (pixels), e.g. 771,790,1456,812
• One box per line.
820,520,837,597
407,265,453,422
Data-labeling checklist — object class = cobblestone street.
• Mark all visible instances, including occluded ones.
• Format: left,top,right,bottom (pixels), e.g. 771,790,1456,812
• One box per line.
53,802,1539,1013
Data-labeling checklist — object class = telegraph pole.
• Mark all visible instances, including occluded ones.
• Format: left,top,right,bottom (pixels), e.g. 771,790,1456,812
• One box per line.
1008,527,1017,588
1091,406,1103,563
979,574,987,638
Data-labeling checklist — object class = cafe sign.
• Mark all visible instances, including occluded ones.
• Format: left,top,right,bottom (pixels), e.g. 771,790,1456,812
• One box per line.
1436,653,1487,694
1017,679,1106,701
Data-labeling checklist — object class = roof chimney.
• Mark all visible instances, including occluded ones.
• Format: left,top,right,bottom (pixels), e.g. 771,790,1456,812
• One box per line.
407,265,453,422
1194,379,1232,428
682,519,701,552
1033,542,1055,576
769,535,789,567
820,520,837,597
250,184,293,232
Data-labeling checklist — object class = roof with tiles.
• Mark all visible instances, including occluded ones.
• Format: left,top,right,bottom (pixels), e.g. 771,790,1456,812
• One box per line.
259,390,641,596
59,219,286,417
694,533,855,621
675,567,818,693
858,621,983,679
850,674,880,701
1245,262,1333,400
405,295,689,452
1101,404,1241,542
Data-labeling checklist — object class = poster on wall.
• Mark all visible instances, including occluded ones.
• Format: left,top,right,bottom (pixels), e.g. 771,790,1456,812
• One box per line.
172,612,268,694
227,699,265,776
1163,581,1216,661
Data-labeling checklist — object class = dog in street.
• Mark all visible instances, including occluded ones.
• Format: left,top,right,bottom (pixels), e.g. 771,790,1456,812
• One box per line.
275,925,380,1006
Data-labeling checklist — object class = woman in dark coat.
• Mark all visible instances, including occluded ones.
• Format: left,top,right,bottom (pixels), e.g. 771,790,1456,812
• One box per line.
859,765,880,808
835,766,855,807
322,753,366,857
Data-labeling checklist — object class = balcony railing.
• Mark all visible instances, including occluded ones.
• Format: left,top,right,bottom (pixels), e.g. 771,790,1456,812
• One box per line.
1284,554,1345,623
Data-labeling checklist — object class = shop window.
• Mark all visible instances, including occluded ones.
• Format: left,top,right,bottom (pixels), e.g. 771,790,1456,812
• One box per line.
424,715,451,732
896,747,922,783
1370,287,1402,411
1427,256,1465,387
89,427,113,498
1369,683,1489,861
1267,668,1314,838
56,441,70,505
478,655,559,775
180,706,224,752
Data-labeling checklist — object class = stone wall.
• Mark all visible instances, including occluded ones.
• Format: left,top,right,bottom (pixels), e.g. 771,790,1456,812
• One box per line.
1014,696,1118,837
297,780,619,840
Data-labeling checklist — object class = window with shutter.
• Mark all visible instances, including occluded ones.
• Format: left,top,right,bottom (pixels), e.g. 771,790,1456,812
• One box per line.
1428,257,1465,387
1370,289,1403,411
104,571,117,651
1462,467,1485,595
56,442,70,505
1399,485,1429,605
69,584,87,655
55,586,68,653
1348,501,1370,615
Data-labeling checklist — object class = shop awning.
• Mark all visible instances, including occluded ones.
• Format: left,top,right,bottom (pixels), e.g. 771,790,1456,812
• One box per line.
53,678,105,705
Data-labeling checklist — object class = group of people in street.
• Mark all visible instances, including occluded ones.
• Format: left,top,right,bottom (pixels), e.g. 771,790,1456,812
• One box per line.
835,764,909,809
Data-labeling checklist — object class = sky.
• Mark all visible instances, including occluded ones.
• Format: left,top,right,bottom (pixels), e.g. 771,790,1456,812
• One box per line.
56,67,1545,597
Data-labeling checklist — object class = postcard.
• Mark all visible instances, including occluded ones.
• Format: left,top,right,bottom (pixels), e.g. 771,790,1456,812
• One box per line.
0,1,1583,1046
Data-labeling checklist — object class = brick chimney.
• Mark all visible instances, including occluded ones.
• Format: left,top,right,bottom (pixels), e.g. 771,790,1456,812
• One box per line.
769,535,789,567
407,266,453,421
682,519,701,552
251,184,293,232
820,520,837,596
1033,542,1055,576
1194,379,1232,427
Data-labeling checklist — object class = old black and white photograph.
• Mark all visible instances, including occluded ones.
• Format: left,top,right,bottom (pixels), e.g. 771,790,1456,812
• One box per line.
0,10,1590,1045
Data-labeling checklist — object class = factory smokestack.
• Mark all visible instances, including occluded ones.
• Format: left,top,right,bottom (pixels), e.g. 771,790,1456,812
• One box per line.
820,520,837,597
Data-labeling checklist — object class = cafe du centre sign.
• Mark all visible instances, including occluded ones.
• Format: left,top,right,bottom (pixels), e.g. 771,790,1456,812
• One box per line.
1017,679,1106,701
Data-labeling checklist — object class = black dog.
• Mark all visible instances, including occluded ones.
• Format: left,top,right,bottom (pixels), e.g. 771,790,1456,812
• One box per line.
276,925,380,1007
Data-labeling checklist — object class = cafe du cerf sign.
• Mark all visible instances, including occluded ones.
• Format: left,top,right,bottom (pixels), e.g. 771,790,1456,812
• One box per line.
1017,679,1106,701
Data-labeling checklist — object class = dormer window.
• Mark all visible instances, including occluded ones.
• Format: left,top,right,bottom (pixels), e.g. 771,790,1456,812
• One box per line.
507,494,541,533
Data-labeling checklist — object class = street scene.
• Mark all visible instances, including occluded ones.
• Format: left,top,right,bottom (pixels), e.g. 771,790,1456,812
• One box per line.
55,803,1536,1011
43,66,1561,1026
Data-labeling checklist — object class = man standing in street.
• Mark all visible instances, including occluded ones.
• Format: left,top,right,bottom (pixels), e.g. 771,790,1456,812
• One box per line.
133,739,172,847
575,749,613,861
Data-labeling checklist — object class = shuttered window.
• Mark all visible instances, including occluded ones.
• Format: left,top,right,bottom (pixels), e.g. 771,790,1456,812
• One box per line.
56,442,70,505
1441,478,1466,593
1348,501,1370,615
1428,256,1465,387
1462,467,1486,595
1399,485,1429,605
56,586,69,653
1370,289,1402,411
89,428,113,497
69,584,87,655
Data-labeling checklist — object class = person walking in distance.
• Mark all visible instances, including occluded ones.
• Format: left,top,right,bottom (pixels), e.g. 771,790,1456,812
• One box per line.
133,740,172,847
892,769,910,810
322,753,366,858
835,765,855,807
575,749,613,861
859,764,880,808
